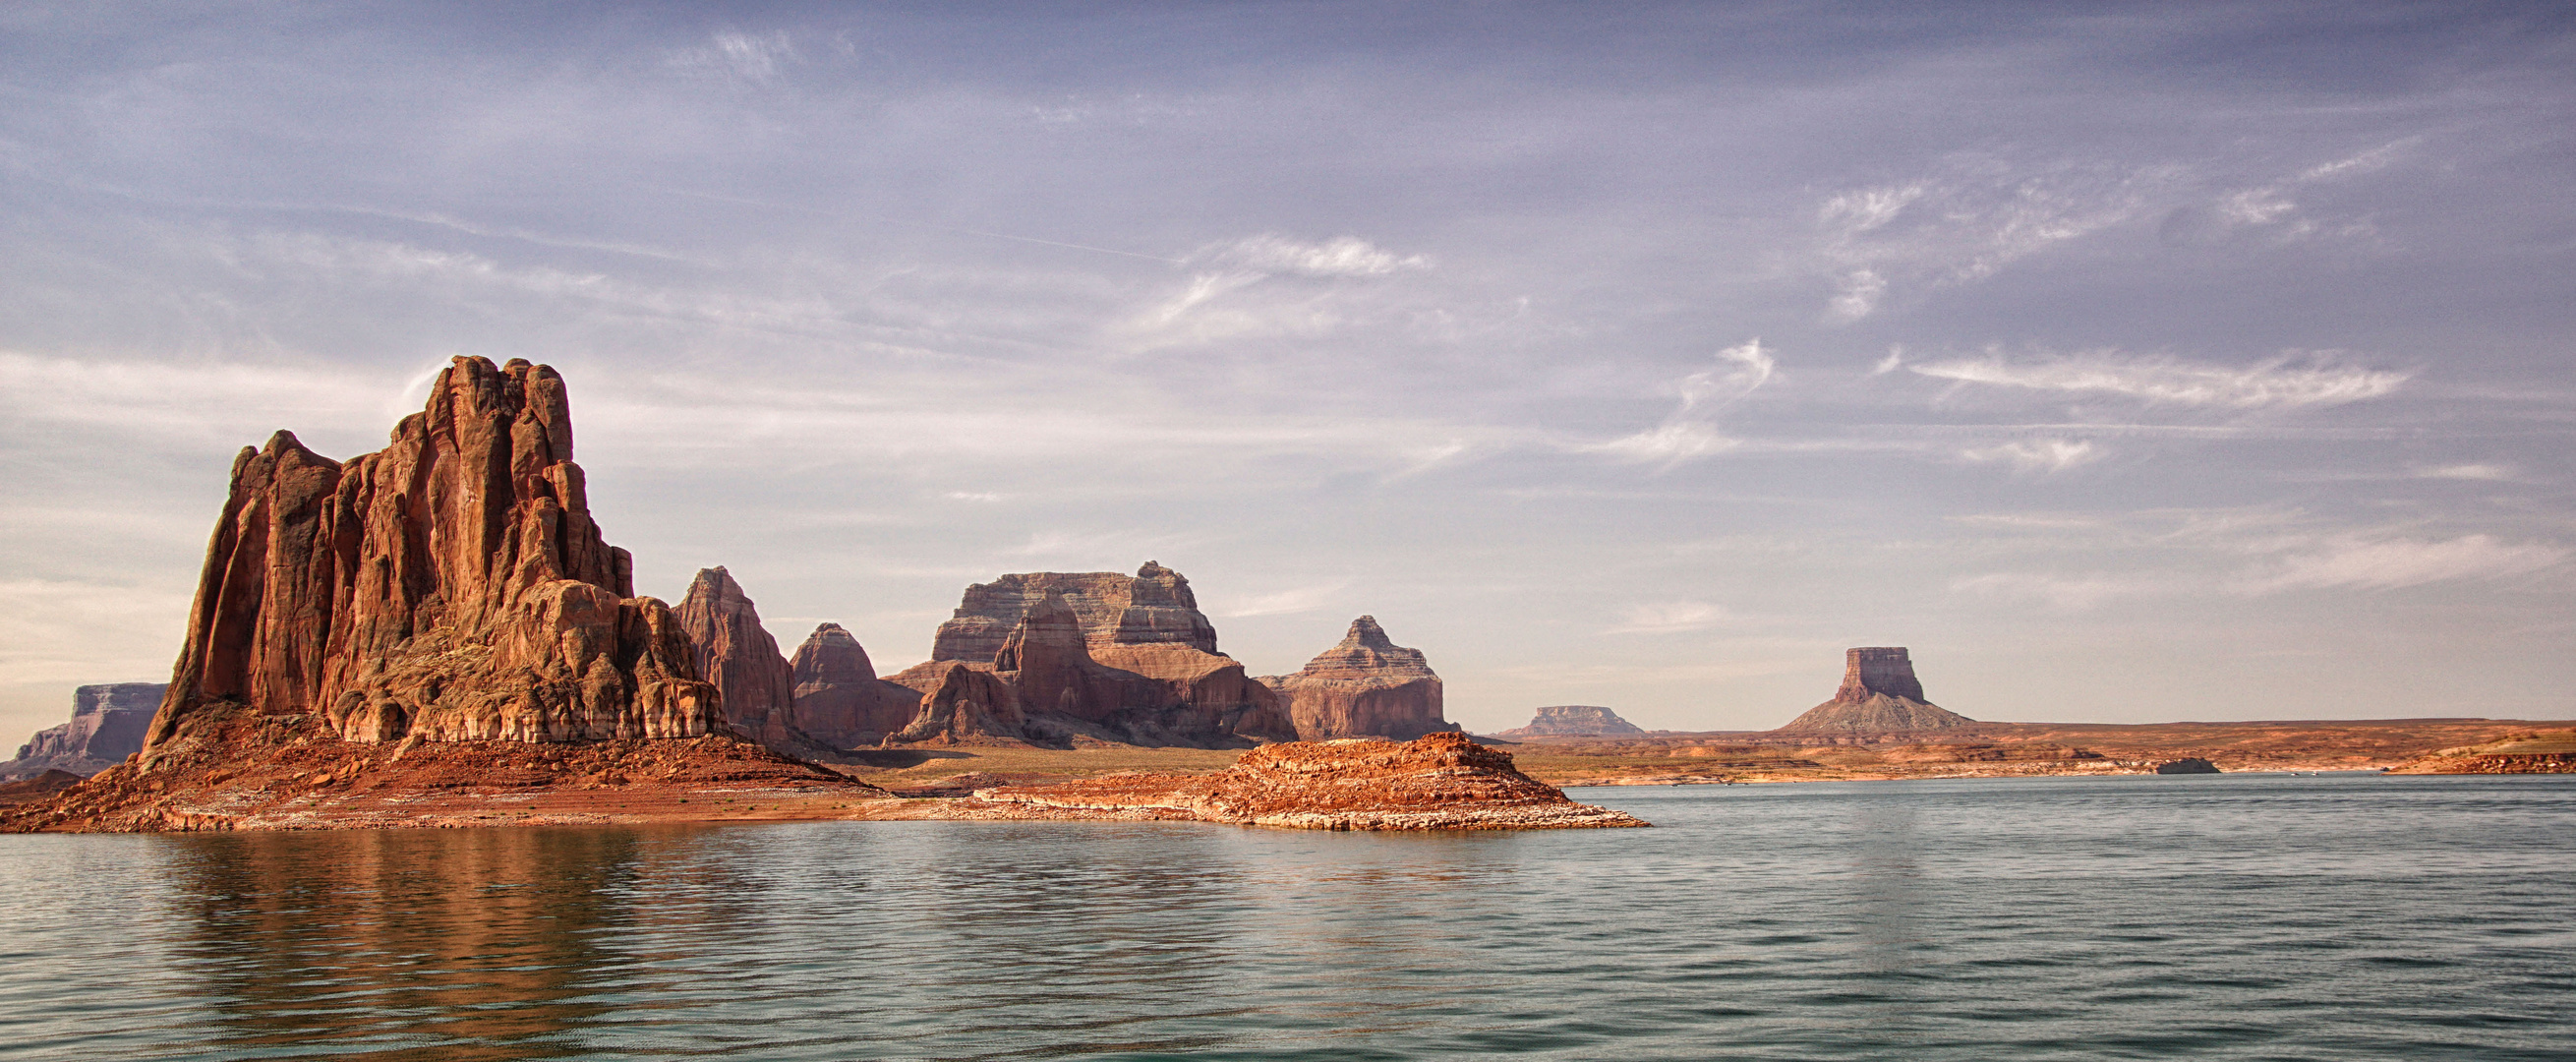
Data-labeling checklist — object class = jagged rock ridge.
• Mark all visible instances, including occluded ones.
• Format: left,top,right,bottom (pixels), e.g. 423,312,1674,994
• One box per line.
1774,647,1975,733
1495,705,1645,738
1259,617,1456,741
142,355,722,761
1,683,164,779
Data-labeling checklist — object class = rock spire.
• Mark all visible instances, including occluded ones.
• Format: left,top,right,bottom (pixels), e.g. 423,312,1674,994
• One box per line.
674,566,795,747
1774,647,1974,734
143,356,721,760
1259,616,1456,741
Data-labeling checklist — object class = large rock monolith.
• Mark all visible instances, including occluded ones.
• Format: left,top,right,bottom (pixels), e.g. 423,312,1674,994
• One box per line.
1259,617,1457,741
674,566,794,747
1773,647,1974,735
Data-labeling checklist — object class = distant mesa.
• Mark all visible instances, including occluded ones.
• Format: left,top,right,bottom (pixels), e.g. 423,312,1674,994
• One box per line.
1257,616,1459,741
2154,757,2222,774
1773,647,1976,735
0,683,164,780
1495,705,1645,738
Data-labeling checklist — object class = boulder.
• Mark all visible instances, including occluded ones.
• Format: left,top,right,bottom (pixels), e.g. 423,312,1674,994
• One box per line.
1494,705,1645,738
786,623,921,749
141,356,722,764
1259,617,1456,741
1,683,164,779
673,567,794,747
1772,647,1975,735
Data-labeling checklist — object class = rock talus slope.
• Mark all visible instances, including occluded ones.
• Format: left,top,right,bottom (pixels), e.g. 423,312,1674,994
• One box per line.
970,732,1647,830
1774,647,1975,734
1259,617,1456,740
143,356,722,756
1,683,165,779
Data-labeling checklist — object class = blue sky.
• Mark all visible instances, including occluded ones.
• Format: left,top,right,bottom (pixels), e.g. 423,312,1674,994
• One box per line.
4,2,2571,737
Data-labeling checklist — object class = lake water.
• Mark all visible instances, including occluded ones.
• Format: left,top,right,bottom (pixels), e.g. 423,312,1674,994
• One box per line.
1,773,2570,1060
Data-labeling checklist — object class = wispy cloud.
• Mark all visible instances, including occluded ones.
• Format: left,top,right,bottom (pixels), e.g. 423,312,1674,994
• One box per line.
1950,572,2162,612
1196,234,1431,278
1912,349,2409,409
668,30,795,85
1604,601,1727,634
2414,463,2515,482
1590,339,1775,464
2240,534,2566,593
1961,438,2099,474
1815,158,2173,320
1210,583,1348,619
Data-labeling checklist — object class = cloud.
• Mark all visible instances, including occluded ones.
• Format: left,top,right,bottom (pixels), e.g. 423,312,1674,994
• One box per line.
2240,535,2567,593
2414,463,2514,482
1950,572,2160,612
1814,159,2171,319
1589,339,1775,465
1961,438,2099,474
1604,601,1726,634
1210,583,1348,619
1827,268,1886,322
1912,350,2409,409
1869,346,1905,376
669,30,795,85
1195,235,1431,278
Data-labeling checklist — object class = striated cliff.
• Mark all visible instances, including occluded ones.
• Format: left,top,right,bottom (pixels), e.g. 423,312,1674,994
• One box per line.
885,563,1294,747
674,567,794,747
1,683,165,779
1259,617,1455,741
1773,647,1974,734
141,356,721,759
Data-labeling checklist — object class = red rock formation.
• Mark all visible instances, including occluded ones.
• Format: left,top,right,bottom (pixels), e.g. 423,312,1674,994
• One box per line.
885,563,1294,747
929,561,1217,661
1259,617,1455,741
1494,705,1645,738
887,662,1026,744
788,623,925,748
674,567,794,746
970,732,1647,830
1773,647,1975,734
2,683,164,779
142,356,721,762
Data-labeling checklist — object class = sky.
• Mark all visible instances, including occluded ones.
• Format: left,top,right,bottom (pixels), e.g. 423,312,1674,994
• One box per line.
3,1,2572,740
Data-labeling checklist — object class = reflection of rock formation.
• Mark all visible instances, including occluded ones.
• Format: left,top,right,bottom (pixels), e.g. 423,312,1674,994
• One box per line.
1494,705,1645,738
1259,617,1455,741
883,563,1295,747
1774,647,1974,734
2,683,164,778
144,356,720,759
788,623,920,748
675,567,794,747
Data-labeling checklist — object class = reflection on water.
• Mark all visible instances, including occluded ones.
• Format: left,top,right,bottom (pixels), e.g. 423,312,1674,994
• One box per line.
3,775,2573,1060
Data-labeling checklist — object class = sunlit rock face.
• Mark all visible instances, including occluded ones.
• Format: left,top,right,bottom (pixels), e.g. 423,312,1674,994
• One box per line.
787,623,924,749
1773,647,1975,734
675,566,795,748
1258,617,1456,741
144,356,720,761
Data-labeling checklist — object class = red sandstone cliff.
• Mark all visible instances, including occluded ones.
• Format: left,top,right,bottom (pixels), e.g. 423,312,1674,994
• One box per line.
1774,647,1974,734
142,356,722,759
884,563,1294,747
0,683,164,779
1259,617,1456,741
674,566,794,747
787,623,921,748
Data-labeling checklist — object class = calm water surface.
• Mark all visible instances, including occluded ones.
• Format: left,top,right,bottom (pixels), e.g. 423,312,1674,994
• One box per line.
1,773,2570,1060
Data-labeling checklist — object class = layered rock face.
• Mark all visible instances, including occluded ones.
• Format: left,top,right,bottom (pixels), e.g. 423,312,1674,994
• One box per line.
885,563,1294,747
787,623,921,748
1774,647,1975,734
971,732,1648,830
674,567,794,746
1,683,165,779
1495,705,1646,738
142,356,721,760
1259,617,1456,741
928,561,1218,661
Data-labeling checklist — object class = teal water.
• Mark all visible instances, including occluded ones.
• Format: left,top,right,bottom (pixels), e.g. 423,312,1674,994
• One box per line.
0,773,2569,1060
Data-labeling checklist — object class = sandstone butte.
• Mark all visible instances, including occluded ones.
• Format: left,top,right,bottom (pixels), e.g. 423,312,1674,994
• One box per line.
0,357,889,833
1258,616,1459,741
0,682,163,780
1494,704,1647,739
966,732,1646,830
875,563,1300,748
1772,647,1977,738
2387,730,2576,775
